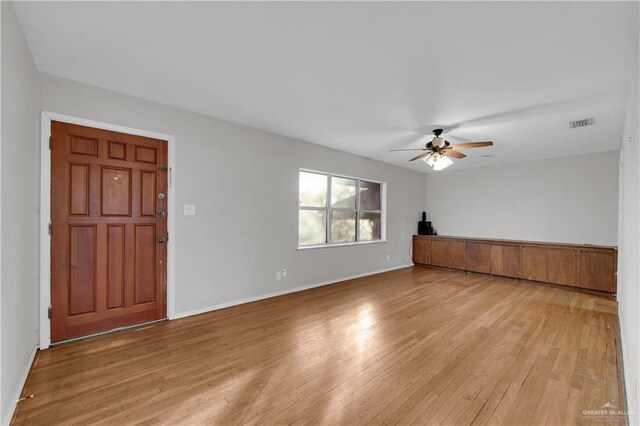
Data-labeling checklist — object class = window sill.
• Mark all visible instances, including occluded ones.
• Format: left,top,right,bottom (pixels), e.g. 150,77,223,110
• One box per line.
297,240,387,251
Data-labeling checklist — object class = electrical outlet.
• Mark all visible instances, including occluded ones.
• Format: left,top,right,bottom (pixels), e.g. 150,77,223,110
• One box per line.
183,205,196,216
281,268,287,277
386,254,391,262
276,270,282,280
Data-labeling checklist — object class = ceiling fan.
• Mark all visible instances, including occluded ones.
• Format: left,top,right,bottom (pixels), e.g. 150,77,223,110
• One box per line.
390,129,493,170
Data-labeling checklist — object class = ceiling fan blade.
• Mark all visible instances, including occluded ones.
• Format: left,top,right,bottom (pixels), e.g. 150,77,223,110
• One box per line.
444,150,466,159
409,151,432,162
388,148,427,152
450,141,493,150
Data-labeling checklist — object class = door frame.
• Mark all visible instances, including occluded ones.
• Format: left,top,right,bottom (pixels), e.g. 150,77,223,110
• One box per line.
39,111,177,349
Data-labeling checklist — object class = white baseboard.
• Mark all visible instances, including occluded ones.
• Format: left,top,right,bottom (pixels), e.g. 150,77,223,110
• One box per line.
618,317,636,426
2,346,37,426
173,265,410,320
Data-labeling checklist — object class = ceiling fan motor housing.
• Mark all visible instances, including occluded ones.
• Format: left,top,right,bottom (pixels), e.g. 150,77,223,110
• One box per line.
432,137,446,148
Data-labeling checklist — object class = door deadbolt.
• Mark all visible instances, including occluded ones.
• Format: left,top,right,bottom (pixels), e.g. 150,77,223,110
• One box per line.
157,235,168,244
157,208,167,217
157,192,165,199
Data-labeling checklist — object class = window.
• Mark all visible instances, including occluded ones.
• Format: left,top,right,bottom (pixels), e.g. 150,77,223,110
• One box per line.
298,170,385,247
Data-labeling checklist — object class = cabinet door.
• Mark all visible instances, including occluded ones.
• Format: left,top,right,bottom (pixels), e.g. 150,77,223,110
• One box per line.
430,239,465,269
466,242,491,273
490,244,520,277
447,240,466,270
520,246,548,282
412,237,430,265
430,239,449,268
547,248,577,286
578,250,616,292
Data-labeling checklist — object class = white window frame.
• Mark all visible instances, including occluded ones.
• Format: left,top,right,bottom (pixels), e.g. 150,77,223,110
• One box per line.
298,168,387,249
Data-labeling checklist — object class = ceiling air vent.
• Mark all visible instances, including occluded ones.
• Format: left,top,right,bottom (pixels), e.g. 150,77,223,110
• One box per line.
569,118,595,129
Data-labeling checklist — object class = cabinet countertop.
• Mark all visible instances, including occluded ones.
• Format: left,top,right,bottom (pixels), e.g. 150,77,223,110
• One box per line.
413,235,617,251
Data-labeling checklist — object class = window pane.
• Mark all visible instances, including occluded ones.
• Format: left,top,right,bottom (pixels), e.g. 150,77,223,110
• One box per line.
299,210,327,246
331,177,356,209
299,172,327,207
331,211,356,243
360,212,381,241
359,181,381,210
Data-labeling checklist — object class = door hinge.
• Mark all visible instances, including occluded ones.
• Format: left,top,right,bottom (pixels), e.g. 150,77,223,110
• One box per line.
48,222,52,237
49,136,52,150
48,306,52,319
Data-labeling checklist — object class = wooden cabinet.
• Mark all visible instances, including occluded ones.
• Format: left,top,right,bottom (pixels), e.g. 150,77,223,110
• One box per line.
490,244,520,277
412,235,617,294
466,243,491,274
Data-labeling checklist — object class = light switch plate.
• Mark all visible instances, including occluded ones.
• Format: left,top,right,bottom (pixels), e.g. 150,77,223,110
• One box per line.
183,205,196,216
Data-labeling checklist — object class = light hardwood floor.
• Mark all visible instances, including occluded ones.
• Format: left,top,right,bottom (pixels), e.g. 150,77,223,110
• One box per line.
13,267,625,425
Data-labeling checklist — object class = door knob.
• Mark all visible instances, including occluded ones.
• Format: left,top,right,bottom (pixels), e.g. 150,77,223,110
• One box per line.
157,208,166,217
157,235,168,244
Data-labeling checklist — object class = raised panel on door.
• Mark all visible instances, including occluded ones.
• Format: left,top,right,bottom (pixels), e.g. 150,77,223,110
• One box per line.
429,239,449,268
140,171,157,217
69,164,89,216
108,141,126,160
135,146,158,164
446,240,466,270
466,242,491,273
520,246,548,282
68,225,97,315
107,225,126,309
134,225,156,304
547,248,577,286
69,135,98,157
578,250,616,292
51,120,168,343
101,167,132,216
490,245,520,277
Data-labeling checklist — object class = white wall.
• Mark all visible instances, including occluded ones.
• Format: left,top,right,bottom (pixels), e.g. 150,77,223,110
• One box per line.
424,151,619,246
39,73,425,318
0,2,41,424
618,15,640,424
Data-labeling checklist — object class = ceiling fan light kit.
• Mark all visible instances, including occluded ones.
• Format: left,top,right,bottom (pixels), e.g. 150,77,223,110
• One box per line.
433,155,453,171
422,152,453,170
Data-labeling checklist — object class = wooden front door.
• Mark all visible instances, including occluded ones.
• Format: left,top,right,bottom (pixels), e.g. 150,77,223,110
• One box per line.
51,121,168,343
